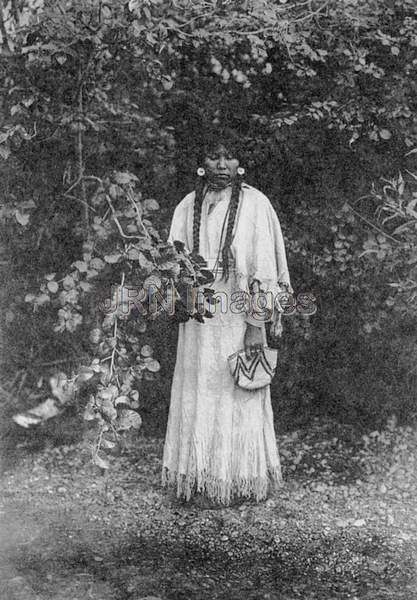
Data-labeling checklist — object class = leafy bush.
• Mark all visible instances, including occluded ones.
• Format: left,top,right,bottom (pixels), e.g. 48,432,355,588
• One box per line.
0,0,416,455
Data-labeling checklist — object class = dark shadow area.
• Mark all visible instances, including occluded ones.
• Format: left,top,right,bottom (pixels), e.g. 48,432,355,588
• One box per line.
3,515,415,600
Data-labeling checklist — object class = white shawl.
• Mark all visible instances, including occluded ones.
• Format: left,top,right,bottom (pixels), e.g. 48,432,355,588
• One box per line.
168,183,292,329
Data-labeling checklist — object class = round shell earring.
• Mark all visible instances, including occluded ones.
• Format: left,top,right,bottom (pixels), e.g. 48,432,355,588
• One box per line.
197,167,206,176
237,167,245,176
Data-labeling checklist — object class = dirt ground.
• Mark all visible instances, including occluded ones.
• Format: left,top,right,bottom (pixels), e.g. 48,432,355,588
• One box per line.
1,419,416,600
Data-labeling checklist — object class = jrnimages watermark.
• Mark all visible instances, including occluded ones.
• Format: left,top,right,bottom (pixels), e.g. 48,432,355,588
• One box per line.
99,283,317,322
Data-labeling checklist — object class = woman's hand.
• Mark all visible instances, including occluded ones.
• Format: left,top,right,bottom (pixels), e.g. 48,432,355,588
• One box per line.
244,323,264,359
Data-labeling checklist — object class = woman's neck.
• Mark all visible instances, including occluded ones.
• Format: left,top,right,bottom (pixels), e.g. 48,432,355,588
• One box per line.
207,180,233,192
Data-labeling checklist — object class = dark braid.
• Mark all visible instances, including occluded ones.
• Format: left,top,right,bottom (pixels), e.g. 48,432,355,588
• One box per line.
221,172,243,281
192,174,206,254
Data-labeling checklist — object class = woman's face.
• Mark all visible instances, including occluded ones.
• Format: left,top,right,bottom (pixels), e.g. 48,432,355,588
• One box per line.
203,144,239,188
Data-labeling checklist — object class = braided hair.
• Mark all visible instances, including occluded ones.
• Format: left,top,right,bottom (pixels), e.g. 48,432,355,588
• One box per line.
192,172,206,256
220,171,243,281
192,162,243,282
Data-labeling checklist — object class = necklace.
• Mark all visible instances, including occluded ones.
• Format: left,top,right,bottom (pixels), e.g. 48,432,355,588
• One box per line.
211,200,232,280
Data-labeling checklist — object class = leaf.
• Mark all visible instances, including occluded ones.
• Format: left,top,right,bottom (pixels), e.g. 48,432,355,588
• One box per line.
142,198,159,212
99,384,118,401
379,129,392,140
145,359,160,373
15,211,30,226
108,183,122,200
0,145,11,160
77,367,95,383
104,253,122,264
114,395,130,406
93,453,109,470
47,281,59,293
392,221,415,236
158,260,178,272
73,260,88,272
50,373,75,405
144,274,162,289
199,269,215,283
84,397,97,421
13,413,41,428
127,248,141,260
62,275,75,290
101,438,116,450
173,240,185,252
99,398,117,421
162,76,174,91
80,281,93,292
192,254,207,266
36,293,50,306
113,171,138,185
90,257,105,270
13,398,60,428
86,269,99,280
32,399,60,419
116,409,142,431
138,253,154,271
140,344,153,357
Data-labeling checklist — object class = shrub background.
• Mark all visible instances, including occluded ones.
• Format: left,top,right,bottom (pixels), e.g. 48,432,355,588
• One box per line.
0,0,416,443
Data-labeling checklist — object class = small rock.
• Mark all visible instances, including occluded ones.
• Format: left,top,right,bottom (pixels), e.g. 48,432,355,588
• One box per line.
335,518,349,528
369,561,385,574
57,486,67,494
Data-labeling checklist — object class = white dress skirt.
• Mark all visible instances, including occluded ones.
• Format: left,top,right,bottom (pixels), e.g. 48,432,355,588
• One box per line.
162,185,289,504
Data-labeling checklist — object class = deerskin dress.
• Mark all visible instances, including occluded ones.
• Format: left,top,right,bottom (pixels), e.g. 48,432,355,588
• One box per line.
161,184,291,504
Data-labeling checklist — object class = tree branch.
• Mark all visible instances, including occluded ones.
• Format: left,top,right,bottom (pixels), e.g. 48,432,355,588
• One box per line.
178,0,330,37
126,185,151,239
0,0,11,52
347,204,402,245
105,194,144,240
63,192,97,213
77,63,89,239
10,0,19,24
